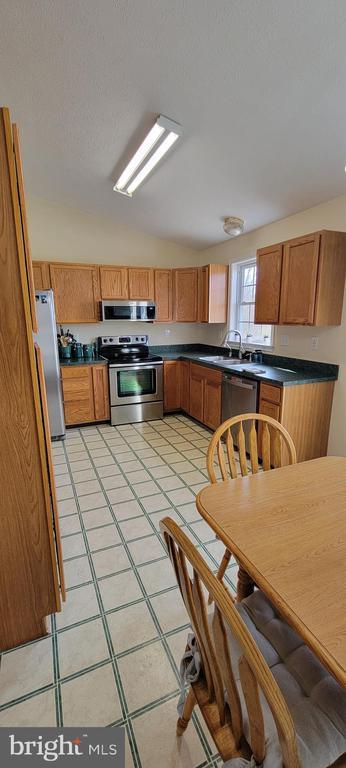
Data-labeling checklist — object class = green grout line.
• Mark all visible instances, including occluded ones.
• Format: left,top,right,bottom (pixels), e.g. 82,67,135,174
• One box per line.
51,613,63,727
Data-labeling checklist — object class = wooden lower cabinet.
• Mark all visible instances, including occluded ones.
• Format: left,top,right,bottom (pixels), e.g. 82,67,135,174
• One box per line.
61,364,109,425
189,363,222,430
180,361,190,413
92,365,110,421
189,364,205,422
163,361,181,411
259,379,334,463
164,360,221,430
203,368,222,430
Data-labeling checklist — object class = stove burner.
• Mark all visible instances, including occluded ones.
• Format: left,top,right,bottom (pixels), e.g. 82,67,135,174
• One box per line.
97,334,162,365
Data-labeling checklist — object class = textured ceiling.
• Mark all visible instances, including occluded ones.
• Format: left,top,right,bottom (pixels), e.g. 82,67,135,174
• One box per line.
1,0,346,248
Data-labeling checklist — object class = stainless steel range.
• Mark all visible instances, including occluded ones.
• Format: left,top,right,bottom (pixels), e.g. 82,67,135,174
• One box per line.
98,335,163,425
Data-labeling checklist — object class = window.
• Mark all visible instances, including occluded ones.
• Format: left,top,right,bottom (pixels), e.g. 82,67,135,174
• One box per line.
229,258,274,347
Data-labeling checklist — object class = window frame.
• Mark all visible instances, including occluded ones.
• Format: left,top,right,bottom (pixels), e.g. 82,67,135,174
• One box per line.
229,257,274,349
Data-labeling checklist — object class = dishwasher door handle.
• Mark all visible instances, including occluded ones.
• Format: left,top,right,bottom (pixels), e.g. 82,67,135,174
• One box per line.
224,377,257,390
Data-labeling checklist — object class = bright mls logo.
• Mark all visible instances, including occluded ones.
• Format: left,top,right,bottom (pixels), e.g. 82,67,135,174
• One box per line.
0,728,125,766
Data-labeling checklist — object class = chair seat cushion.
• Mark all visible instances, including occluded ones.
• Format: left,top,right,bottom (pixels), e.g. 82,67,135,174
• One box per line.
223,590,346,768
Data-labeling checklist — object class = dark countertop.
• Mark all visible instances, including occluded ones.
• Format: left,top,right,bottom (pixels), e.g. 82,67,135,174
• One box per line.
150,344,338,387
60,355,108,367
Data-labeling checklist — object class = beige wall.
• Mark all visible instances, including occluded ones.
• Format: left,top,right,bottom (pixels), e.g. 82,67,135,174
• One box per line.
28,196,216,346
200,194,346,455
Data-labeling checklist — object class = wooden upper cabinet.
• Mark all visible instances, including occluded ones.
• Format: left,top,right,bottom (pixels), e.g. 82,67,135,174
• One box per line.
33,261,51,290
128,267,154,300
279,234,320,325
100,266,128,299
198,264,229,323
49,263,100,323
154,269,172,322
255,244,283,324
198,266,209,322
255,231,346,326
173,268,198,322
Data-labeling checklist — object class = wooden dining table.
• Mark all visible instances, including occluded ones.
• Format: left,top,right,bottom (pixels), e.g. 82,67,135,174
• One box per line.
196,455,346,688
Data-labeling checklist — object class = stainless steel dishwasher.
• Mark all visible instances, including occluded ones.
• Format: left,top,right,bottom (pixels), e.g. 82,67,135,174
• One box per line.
221,373,258,450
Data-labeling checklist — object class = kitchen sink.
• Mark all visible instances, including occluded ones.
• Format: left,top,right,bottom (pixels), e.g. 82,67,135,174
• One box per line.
235,364,267,374
198,356,242,364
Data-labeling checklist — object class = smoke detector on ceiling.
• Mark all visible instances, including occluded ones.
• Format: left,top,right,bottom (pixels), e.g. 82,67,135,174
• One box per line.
223,216,245,237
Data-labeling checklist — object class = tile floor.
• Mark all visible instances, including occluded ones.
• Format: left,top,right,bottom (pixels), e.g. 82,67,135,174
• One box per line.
0,415,238,768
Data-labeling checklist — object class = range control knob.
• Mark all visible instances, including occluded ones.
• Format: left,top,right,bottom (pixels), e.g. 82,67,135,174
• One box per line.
109,338,113,342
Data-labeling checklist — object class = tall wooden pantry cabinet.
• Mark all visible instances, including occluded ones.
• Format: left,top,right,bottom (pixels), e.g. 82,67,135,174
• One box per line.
0,107,65,651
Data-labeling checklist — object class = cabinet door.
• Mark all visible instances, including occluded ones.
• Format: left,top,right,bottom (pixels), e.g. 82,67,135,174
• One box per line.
163,361,181,411
180,361,190,413
279,234,320,324
100,266,128,299
92,365,110,421
33,261,51,291
203,369,222,430
255,244,283,324
198,266,209,322
128,268,154,300
154,269,172,322
61,366,95,424
189,364,204,422
50,264,100,323
12,125,38,332
258,396,281,466
173,268,198,322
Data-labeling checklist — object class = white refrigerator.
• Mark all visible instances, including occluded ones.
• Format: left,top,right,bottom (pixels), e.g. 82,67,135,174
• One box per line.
34,290,65,440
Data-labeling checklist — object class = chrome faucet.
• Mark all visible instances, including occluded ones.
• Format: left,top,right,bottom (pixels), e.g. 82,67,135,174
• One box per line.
222,329,244,359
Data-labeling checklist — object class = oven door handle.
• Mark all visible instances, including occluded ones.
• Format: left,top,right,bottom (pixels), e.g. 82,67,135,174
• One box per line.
109,363,162,371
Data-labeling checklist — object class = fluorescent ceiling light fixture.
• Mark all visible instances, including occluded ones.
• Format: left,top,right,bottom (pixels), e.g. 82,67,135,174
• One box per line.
113,115,182,196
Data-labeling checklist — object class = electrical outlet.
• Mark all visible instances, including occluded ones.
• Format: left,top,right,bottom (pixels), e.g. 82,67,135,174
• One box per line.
164,328,171,336
280,335,289,346
312,336,319,350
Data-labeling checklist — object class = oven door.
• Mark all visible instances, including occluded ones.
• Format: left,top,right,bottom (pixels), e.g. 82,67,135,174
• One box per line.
109,363,163,406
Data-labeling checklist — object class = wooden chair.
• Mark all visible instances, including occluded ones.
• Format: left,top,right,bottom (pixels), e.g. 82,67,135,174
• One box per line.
160,516,346,768
206,413,297,593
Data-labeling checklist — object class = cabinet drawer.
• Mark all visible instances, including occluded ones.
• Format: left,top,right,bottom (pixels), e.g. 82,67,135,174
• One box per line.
61,366,90,380
260,383,281,404
64,400,95,425
62,378,92,401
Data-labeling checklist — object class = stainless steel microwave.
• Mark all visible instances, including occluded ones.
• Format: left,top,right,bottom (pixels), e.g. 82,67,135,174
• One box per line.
101,300,156,322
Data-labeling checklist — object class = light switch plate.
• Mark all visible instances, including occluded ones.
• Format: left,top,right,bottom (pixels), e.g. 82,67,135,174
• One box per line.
280,335,289,346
